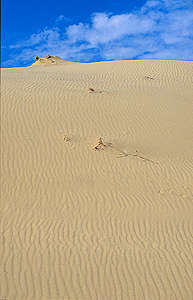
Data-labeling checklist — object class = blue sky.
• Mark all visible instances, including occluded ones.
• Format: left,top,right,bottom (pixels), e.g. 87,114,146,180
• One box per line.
1,0,193,67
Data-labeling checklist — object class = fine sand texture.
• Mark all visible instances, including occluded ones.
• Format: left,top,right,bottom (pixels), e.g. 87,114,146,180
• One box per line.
1,59,193,300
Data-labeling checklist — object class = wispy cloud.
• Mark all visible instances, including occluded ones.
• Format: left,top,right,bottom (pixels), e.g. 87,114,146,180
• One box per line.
55,15,72,24
3,0,193,67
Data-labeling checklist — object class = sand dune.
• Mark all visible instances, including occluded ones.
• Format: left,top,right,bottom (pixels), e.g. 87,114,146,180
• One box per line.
1,59,193,300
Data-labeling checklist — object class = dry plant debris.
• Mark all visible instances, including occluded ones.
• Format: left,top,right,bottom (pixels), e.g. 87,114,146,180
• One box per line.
117,149,156,163
63,135,71,142
144,76,154,80
93,137,108,150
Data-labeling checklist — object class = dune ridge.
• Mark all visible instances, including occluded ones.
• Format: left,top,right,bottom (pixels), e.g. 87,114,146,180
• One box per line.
1,59,193,300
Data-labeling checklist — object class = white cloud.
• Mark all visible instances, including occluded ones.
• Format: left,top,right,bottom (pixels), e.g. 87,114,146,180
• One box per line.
55,15,72,23
66,13,156,46
102,46,140,60
56,15,65,22
3,0,193,66
146,1,160,7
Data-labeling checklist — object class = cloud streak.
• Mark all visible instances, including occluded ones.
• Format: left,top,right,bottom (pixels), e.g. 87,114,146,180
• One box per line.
3,0,193,66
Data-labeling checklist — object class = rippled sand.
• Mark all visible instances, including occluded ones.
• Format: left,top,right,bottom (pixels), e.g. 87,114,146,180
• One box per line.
1,59,193,300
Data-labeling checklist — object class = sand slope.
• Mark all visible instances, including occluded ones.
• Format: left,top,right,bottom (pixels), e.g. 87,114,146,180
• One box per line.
1,60,193,300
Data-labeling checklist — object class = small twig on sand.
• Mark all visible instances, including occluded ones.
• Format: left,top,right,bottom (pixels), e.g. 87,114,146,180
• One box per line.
93,137,107,150
144,76,154,80
93,139,157,164
63,135,71,142
117,150,156,163
88,88,95,92
88,87,102,93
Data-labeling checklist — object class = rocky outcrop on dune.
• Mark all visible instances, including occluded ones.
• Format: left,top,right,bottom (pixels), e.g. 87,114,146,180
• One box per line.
32,54,72,66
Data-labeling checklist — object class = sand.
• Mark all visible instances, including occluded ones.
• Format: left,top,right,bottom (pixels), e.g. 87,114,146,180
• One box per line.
1,58,193,300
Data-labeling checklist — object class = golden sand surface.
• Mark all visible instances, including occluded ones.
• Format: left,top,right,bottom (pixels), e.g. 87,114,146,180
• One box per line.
1,58,193,300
